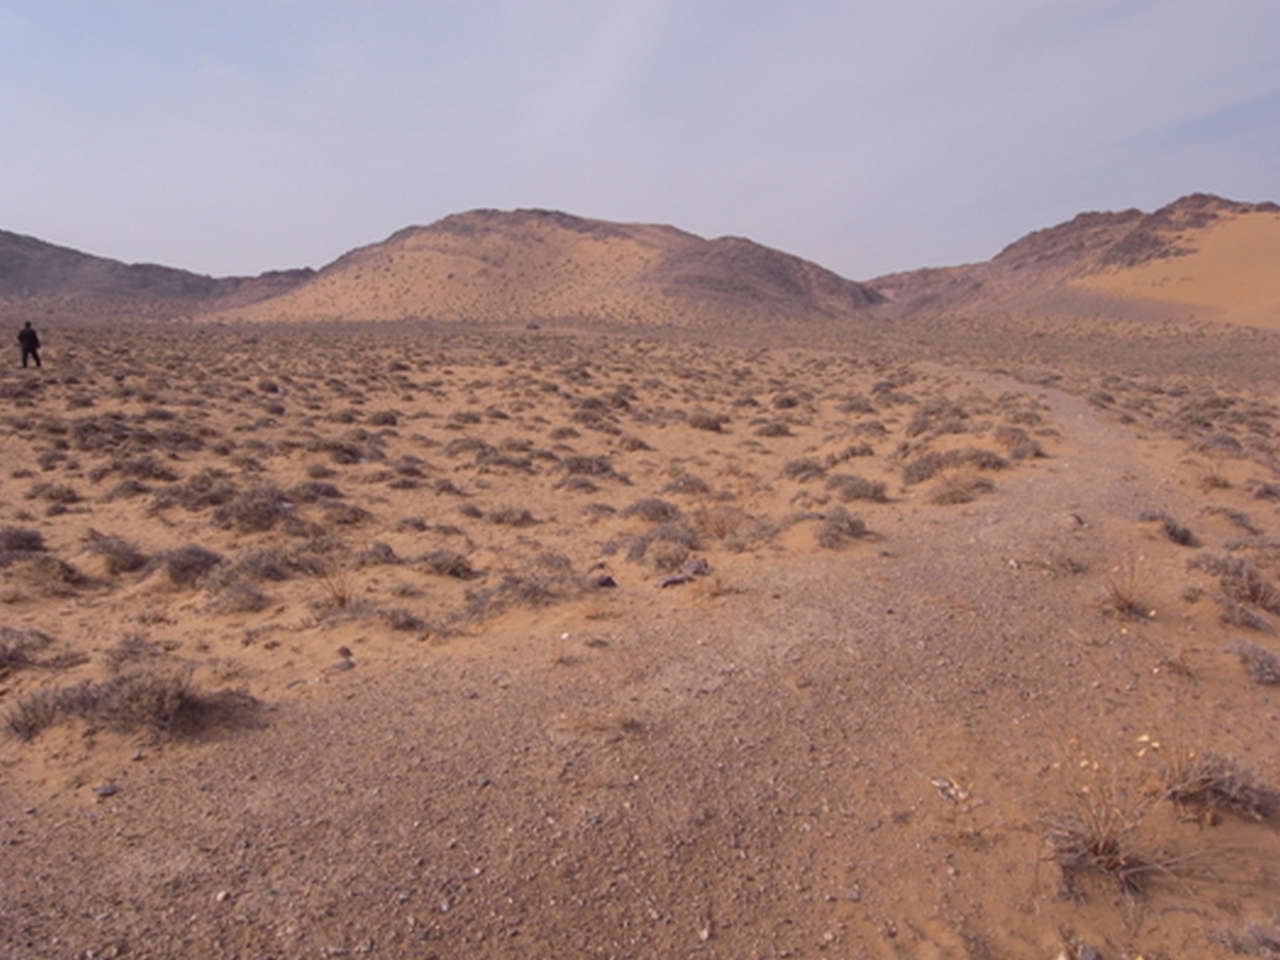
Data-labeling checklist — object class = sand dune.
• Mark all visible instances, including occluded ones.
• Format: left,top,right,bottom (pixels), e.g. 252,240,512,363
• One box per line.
1074,210,1280,328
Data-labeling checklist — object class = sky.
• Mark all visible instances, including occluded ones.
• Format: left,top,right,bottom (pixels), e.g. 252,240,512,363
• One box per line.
1,1,1277,281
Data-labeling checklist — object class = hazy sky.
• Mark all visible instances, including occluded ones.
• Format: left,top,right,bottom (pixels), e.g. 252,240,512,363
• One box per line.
2,1,1277,280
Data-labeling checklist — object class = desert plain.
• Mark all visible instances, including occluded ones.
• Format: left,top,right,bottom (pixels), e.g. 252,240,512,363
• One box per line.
2,195,1280,958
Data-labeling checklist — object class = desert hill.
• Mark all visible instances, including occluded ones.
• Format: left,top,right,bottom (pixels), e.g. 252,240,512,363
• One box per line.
209,208,885,327
872,193,1280,326
0,228,313,323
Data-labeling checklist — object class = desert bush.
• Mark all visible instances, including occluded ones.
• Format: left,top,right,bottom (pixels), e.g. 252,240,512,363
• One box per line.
86,533,147,574
0,526,44,552
815,507,868,549
104,478,151,501
487,506,537,527
782,458,826,482
825,474,887,503
626,521,700,563
7,669,257,740
836,396,875,414
288,480,343,502
622,498,681,523
324,503,372,526
1227,640,1280,684
902,447,1006,485
1162,751,1280,822
662,474,710,496
1104,555,1152,619
159,545,224,587
380,607,426,631
464,574,565,619
422,549,477,579
204,580,270,614
0,627,84,672
1039,789,1188,897
103,634,161,672
26,482,80,504
648,541,690,572
1161,515,1198,547
115,455,180,482
754,421,793,437
559,455,616,476
1207,921,1280,958
692,506,754,540
211,485,291,533
688,412,726,432
931,471,995,505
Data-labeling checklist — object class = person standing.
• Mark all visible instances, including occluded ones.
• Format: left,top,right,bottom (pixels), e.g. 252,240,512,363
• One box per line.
17,322,41,368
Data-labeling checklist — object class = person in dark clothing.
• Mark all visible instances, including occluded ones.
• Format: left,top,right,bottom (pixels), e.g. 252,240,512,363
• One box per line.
18,322,41,368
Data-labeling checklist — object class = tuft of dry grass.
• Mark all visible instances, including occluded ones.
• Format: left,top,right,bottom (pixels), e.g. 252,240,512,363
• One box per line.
815,507,868,549
1162,751,1280,822
930,469,994,505
1227,639,1280,684
7,669,259,741
1039,788,1192,898
316,561,355,609
1104,554,1153,619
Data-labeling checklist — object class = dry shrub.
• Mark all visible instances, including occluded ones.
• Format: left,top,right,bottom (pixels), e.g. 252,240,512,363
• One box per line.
26,482,81,504
782,458,826,482
6,669,259,741
204,580,270,615
754,421,792,438
930,470,994,505
0,627,86,673
1162,751,1280,822
0,526,45,552
687,412,725,432
465,574,564,619
1039,788,1189,898
103,634,162,672
324,503,372,526
662,474,710,496
1104,555,1153,619
622,498,681,523
626,522,700,563
693,506,754,540
288,480,343,502
356,542,399,567
159,544,224,587
211,485,291,533
1161,515,1198,547
902,448,1007,485
559,455,617,477
1207,921,1280,958
85,532,147,574
380,607,426,631
815,507,867,549
315,561,354,610
825,474,886,503
421,549,477,579
649,541,690,572
1227,639,1280,684
487,506,537,527
13,554,89,597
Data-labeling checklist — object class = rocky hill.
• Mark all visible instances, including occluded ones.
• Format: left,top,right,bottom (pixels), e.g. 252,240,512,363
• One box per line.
871,193,1280,320
0,228,313,322
211,208,884,327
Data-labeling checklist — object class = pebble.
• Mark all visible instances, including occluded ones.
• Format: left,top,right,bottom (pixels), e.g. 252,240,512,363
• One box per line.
93,783,119,798
333,658,355,671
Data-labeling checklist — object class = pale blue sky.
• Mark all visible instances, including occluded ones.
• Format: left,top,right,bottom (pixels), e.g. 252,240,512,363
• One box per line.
1,1,1276,280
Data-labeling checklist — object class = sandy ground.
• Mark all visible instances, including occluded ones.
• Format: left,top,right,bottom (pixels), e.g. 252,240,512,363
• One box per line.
1,322,1279,958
